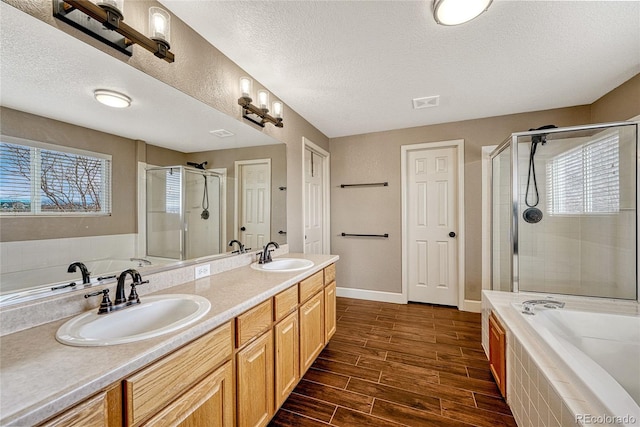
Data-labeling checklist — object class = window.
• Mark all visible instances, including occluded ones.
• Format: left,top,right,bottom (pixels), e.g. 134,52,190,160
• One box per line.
165,168,181,214
546,132,619,215
0,137,111,215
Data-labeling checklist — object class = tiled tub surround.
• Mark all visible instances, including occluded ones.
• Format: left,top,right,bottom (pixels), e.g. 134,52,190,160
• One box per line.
482,291,640,427
0,247,338,426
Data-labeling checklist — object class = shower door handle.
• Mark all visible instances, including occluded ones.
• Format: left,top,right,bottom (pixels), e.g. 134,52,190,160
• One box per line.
449,231,456,238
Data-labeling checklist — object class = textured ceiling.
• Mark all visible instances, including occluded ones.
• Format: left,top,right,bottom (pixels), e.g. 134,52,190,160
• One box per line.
0,2,280,153
161,0,640,138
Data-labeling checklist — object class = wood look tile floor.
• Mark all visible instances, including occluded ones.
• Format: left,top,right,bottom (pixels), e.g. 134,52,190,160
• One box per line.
269,297,517,427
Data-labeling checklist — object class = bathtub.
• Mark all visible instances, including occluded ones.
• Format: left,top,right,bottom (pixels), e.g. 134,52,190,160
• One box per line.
0,258,165,303
514,304,640,426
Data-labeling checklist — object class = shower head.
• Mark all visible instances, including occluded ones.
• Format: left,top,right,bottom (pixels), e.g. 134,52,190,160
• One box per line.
529,124,557,146
187,161,207,170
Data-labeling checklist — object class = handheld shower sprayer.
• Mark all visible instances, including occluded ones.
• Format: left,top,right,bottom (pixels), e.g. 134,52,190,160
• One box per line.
523,125,557,224
186,161,210,219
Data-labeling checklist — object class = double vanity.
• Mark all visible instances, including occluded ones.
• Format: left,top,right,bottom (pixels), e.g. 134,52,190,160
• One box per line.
0,251,339,426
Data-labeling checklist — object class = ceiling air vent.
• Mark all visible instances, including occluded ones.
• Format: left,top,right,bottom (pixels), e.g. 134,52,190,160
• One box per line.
412,95,440,109
209,129,235,138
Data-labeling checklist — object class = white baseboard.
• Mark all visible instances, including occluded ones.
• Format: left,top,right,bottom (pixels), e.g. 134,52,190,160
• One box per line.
336,287,406,304
462,299,482,313
336,288,483,312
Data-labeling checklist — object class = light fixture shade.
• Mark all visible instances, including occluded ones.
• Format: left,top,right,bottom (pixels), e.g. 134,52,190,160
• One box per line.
257,90,269,111
96,0,123,12
149,7,170,43
239,77,253,99
433,0,492,25
94,89,131,108
272,101,283,120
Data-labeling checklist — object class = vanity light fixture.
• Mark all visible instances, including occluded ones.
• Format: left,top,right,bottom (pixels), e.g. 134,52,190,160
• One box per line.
53,0,175,63
94,89,131,108
237,77,284,128
433,0,493,26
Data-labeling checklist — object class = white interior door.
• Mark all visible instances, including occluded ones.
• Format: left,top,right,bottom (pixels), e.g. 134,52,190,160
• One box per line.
237,160,270,251
407,146,459,306
304,148,323,254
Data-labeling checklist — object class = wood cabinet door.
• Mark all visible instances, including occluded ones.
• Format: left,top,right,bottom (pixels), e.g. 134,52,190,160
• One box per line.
324,281,337,343
489,311,507,399
39,385,121,427
299,291,324,374
237,331,274,427
143,361,234,427
274,310,299,408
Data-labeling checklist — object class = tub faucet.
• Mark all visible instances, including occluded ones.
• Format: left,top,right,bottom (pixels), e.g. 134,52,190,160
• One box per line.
259,242,280,264
67,262,91,284
228,239,246,254
522,299,565,315
130,257,152,267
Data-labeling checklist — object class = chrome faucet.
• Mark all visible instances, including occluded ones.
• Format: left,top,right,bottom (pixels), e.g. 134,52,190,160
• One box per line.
228,239,246,254
130,257,152,267
521,299,565,315
259,241,280,264
67,262,91,284
84,268,148,314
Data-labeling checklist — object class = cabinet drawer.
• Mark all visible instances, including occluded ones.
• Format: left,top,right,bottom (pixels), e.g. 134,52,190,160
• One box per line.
273,285,298,322
124,322,233,427
324,264,336,286
236,299,273,348
142,360,234,427
39,384,121,427
299,271,323,303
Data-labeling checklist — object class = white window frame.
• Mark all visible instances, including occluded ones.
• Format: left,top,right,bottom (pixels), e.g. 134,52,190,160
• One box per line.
0,135,112,216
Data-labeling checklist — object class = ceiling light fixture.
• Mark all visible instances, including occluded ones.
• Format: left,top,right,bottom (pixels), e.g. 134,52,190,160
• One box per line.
237,77,284,128
53,0,175,63
433,0,493,26
94,89,131,108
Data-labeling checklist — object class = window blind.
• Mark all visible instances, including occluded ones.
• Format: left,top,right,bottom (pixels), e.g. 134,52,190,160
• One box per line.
165,168,181,214
547,132,619,215
0,140,111,215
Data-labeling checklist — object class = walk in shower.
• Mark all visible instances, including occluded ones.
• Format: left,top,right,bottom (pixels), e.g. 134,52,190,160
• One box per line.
146,166,225,260
491,121,638,299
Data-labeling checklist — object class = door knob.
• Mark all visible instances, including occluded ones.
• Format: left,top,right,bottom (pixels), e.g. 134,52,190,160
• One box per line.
449,231,456,238
240,226,246,231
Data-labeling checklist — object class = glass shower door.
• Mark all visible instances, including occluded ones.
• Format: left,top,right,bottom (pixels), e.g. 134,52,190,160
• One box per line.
491,144,512,292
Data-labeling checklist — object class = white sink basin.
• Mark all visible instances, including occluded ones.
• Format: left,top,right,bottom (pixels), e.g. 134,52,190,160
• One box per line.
251,258,314,272
56,294,211,347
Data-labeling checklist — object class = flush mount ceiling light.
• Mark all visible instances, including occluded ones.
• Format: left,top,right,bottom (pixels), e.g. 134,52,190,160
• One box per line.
433,0,493,25
94,89,131,108
237,77,284,128
53,0,175,62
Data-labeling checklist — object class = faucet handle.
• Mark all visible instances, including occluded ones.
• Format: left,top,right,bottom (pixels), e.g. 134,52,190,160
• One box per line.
85,289,112,314
128,280,149,304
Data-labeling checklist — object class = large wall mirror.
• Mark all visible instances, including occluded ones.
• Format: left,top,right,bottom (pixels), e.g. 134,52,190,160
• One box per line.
0,4,286,303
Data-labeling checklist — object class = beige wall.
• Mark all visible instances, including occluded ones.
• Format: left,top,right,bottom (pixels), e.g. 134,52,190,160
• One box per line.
330,106,593,301
330,72,639,302
0,107,137,242
5,0,330,252
591,73,640,123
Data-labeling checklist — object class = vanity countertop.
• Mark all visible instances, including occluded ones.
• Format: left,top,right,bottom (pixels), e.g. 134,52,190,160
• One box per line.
0,253,339,426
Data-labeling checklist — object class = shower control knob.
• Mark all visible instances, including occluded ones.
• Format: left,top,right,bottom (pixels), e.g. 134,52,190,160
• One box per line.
449,231,456,238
